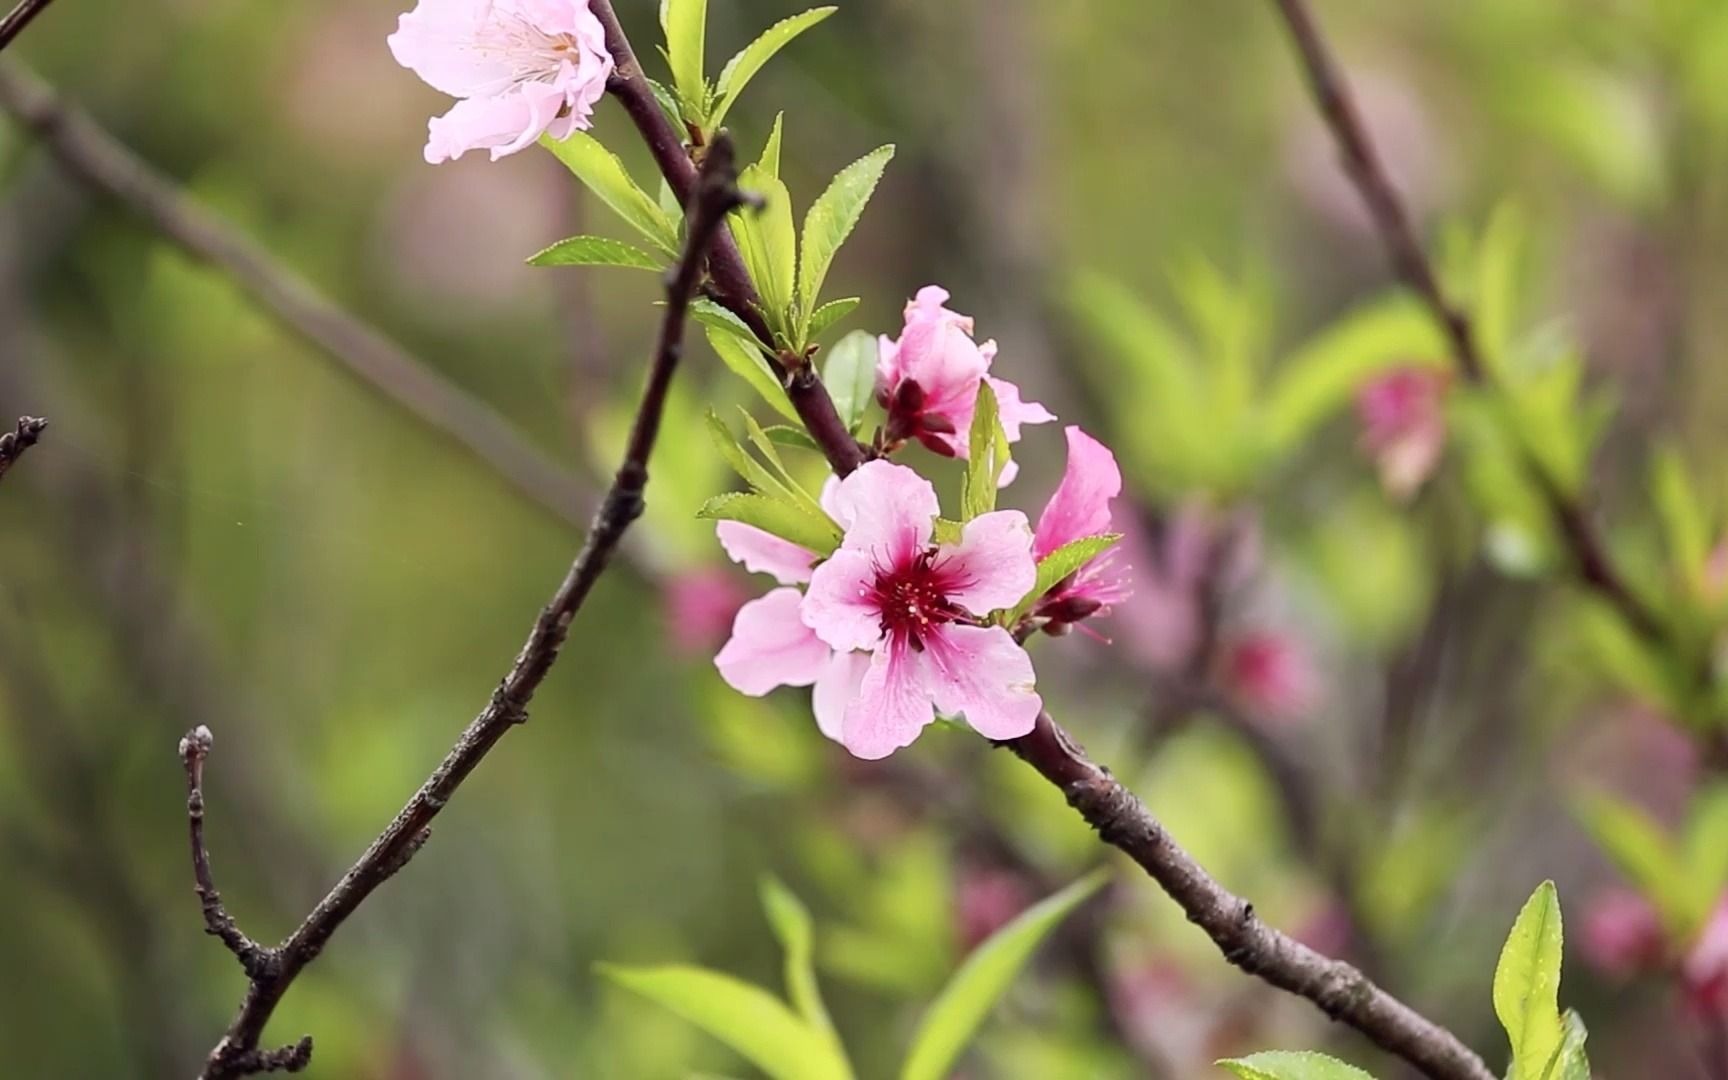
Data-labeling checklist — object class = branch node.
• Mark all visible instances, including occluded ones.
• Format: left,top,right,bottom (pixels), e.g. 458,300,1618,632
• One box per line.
0,414,48,484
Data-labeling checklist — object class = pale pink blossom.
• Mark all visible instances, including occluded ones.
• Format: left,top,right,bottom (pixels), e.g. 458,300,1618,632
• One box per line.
388,0,614,165
1355,365,1449,499
711,522,866,743
664,567,747,655
877,287,1053,482
1580,887,1666,981
1221,631,1319,721
801,461,1041,758
1032,426,1131,629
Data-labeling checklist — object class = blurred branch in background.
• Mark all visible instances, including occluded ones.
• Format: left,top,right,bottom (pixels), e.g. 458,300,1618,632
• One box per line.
182,136,747,1080
0,414,46,484
0,0,57,53
1265,0,1668,651
0,63,592,529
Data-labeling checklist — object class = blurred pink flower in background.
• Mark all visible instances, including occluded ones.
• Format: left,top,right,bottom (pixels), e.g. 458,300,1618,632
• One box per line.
953,864,1035,953
877,287,1053,482
1684,896,1728,1017
802,461,1041,758
664,567,747,656
1220,631,1320,722
1355,365,1449,499
1580,887,1667,981
389,0,613,164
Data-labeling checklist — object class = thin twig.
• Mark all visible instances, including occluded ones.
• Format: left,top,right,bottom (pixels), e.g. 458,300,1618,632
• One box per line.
0,63,590,528
179,726,274,979
0,413,45,483
584,10,1493,1078
0,0,57,52
587,0,867,480
1263,0,1666,647
186,135,748,1080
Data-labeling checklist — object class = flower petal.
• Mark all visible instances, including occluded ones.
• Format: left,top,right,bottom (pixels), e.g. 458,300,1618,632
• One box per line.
715,522,817,585
812,650,870,743
1033,426,1123,558
801,549,885,652
923,624,1041,740
422,81,564,164
388,0,517,99
935,510,1037,616
842,638,934,759
714,588,832,696
987,374,1057,443
827,460,938,564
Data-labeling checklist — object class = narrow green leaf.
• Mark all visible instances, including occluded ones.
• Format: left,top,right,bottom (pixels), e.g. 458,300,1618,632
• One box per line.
1216,1050,1377,1080
660,0,708,121
807,297,861,340
526,235,664,270
1574,793,1692,935
698,492,839,556
797,145,895,331
1538,1010,1590,1080
541,131,680,255
1652,446,1711,587
704,326,798,422
646,77,686,131
602,964,849,1080
759,112,785,179
760,878,848,1070
960,381,1009,521
739,409,833,522
732,164,796,329
899,870,1108,1080
710,7,839,130
691,297,757,343
762,425,821,453
822,330,878,433
932,518,964,546
1494,881,1565,1080
1685,785,1728,927
706,410,797,501
1008,534,1122,623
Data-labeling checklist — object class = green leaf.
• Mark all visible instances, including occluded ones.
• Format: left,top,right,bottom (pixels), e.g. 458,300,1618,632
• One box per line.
1574,792,1692,935
1216,1051,1377,1080
541,132,680,255
526,235,664,270
797,145,895,332
899,870,1108,1080
758,112,784,179
932,518,964,546
760,878,848,1069
704,325,798,422
602,964,849,1080
1008,534,1122,623
739,409,833,521
660,0,708,121
762,425,821,453
646,77,685,131
1538,1011,1590,1080
960,381,1009,521
710,7,839,131
1494,881,1565,1080
822,330,878,433
707,410,797,502
807,297,861,340
1685,785,1728,928
733,157,796,331
691,297,758,343
698,492,839,556
1652,446,1711,588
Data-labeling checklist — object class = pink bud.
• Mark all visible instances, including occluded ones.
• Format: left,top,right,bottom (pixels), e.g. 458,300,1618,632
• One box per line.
664,568,748,656
1355,366,1449,499
1221,631,1320,721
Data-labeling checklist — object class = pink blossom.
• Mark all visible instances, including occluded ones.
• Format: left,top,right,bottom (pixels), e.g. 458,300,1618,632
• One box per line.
388,0,614,165
1685,895,1728,1016
1032,426,1131,629
954,865,1035,953
664,567,747,655
1221,631,1319,721
1355,365,1449,499
801,461,1042,758
1580,887,1666,981
877,287,1053,482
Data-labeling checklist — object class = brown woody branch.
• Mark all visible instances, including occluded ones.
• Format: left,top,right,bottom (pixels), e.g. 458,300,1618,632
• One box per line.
0,0,57,52
0,413,45,483
588,10,1492,1079
1264,0,1666,648
183,136,748,1080
0,64,591,529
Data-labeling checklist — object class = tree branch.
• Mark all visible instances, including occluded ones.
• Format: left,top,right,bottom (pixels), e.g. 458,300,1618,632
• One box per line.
1263,0,1666,648
0,63,592,529
0,0,58,52
0,413,45,483
1005,715,1493,1080
587,0,867,479
185,135,748,1080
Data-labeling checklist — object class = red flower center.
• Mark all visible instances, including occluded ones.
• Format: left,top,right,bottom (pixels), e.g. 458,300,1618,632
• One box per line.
872,550,961,649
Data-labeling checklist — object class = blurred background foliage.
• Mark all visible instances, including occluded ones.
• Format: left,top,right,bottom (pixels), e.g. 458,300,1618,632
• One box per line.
4,0,1728,1076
